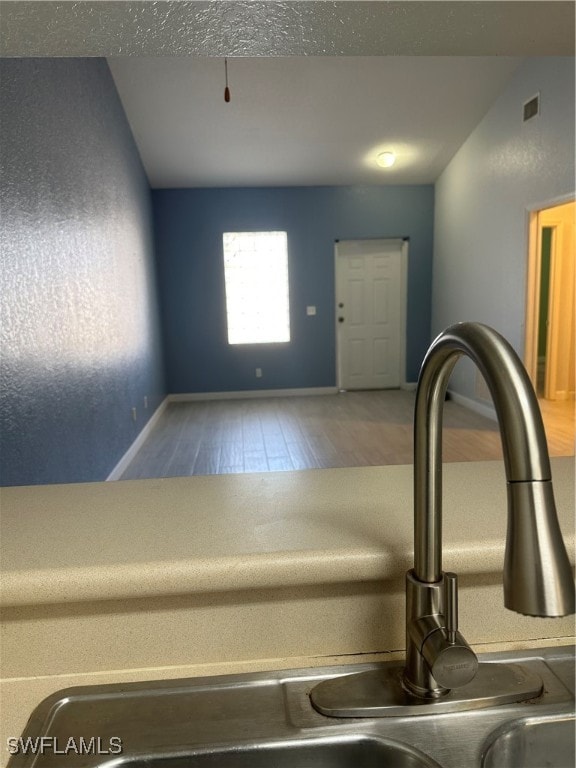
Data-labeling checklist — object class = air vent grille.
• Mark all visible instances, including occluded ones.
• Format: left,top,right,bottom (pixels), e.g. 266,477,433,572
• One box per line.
523,94,540,122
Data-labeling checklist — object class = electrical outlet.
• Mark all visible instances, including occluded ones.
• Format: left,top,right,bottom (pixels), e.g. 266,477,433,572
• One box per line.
255,368,262,378
131,407,137,422
144,396,148,409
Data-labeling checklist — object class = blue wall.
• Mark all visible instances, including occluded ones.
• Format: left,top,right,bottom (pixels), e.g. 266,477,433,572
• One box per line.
0,58,165,486
153,185,434,393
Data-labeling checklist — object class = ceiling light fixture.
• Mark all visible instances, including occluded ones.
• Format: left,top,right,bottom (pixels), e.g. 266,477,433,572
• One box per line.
377,151,396,168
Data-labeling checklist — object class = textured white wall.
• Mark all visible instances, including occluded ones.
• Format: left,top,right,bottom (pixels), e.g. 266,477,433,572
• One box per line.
432,57,575,403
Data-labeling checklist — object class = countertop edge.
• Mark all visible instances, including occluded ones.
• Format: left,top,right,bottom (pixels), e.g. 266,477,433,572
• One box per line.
2,459,574,609
4,540,574,609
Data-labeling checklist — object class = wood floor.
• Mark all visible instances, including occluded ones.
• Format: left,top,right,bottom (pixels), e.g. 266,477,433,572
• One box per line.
119,390,574,480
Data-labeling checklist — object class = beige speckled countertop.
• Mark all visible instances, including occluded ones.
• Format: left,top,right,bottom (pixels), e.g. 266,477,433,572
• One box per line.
2,459,574,608
1,459,574,767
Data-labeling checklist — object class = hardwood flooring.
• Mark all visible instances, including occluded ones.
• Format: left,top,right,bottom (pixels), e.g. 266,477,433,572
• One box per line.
537,397,576,457
119,390,574,480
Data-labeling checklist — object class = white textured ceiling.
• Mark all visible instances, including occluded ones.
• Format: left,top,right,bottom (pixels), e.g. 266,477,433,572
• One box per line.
108,56,522,188
3,1,568,189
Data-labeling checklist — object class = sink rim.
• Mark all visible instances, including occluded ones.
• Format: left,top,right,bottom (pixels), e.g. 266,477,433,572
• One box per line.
480,711,576,768
107,733,444,768
8,645,575,768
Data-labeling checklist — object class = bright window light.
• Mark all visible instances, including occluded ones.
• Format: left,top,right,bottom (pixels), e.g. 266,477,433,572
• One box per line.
223,231,291,345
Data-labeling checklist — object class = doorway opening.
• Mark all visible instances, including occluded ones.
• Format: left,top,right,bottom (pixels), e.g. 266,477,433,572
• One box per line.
525,199,575,400
525,199,575,457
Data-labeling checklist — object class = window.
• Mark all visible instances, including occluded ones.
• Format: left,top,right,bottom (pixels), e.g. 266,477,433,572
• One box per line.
222,231,291,345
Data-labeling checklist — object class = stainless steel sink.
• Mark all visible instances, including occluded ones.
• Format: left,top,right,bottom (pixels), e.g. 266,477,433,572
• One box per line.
482,714,576,768
8,646,575,768
124,735,442,767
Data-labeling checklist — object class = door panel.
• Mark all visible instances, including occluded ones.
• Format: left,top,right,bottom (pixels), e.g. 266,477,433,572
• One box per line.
350,339,365,376
373,338,389,376
373,279,390,324
349,280,365,324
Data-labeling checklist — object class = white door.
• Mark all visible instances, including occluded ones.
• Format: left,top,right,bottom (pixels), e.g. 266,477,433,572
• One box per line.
335,239,406,390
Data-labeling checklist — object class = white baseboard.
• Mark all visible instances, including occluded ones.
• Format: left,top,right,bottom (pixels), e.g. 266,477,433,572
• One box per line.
168,387,339,402
107,397,169,481
551,390,575,402
401,381,418,391
447,390,497,422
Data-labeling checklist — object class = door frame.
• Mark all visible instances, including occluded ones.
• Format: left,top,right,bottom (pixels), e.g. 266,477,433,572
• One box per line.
334,237,409,391
524,194,575,390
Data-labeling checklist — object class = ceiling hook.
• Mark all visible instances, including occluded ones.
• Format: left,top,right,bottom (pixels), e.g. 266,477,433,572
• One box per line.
224,58,231,103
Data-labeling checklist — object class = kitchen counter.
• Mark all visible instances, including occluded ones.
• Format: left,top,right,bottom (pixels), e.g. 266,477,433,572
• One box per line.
1,459,574,766
3,459,574,608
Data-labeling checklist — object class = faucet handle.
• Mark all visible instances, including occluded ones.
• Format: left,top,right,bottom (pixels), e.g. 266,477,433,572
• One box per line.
421,571,478,689
444,572,458,643
405,570,478,695
421,572,478,690
422,626,478,690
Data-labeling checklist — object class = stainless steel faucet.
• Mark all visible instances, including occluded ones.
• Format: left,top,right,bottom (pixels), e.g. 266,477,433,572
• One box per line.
311,322,574,716
404,321,575,698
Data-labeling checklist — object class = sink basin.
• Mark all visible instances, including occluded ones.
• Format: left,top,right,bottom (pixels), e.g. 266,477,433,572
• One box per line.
482,715,576,768
8,646,575,768
124,735,442,767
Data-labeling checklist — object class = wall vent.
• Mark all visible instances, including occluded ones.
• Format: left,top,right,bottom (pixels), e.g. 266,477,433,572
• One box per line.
523,94,540,122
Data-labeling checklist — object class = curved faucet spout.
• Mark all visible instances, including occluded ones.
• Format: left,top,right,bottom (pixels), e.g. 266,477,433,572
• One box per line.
310,322,574,713
413,322,574,616
402,322,575,699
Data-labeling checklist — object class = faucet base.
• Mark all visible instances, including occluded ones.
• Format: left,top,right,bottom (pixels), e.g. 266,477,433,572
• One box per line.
310,660,543,718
